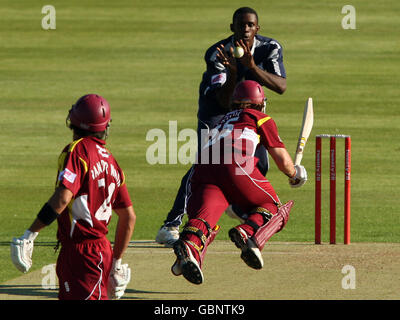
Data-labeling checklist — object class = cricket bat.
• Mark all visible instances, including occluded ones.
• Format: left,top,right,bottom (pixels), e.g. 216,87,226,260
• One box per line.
294,97,314,166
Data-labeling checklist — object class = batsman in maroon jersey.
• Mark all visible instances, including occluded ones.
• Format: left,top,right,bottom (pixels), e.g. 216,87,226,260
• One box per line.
11,94,136,300
171,80,307,285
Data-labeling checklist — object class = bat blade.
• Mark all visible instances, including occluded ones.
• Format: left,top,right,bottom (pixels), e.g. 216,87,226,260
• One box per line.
294,97,314,166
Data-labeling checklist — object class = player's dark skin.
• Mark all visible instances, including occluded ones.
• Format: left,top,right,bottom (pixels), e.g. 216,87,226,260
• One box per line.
216,13,287,108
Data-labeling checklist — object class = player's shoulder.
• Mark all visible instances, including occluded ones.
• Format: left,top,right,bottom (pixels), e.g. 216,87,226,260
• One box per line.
205,36,232,58
64,137,108,156
255,34,283,49
242,108,274,126
64,138,84,153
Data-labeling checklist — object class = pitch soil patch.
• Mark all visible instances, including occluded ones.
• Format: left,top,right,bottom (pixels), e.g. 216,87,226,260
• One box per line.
1,241,399,300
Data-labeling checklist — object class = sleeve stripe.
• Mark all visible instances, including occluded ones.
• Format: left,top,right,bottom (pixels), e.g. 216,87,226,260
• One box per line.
79,157,88,173
121,171,126,186
68,138,84,153
257,116,271,127
269,41,282,77
56,151,67,187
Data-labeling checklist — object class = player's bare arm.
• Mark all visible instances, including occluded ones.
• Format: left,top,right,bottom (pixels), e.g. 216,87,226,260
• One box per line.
10,186,73,273
27,186,73,233
249,66,286,94
113,206,136,260
237,39,286,94
108,205,135,299
269,146,307,188
268,147,296,178
249,64,287,94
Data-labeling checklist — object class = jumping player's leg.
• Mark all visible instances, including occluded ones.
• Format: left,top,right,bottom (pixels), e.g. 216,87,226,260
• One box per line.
172,220,220,285
221,163,293,269
157,120,266,244
229,201,294,269
229,146,269,221
156,118,221,246
221,162,280,214
163,167,192,227
172,182,228,284
250,200,294,249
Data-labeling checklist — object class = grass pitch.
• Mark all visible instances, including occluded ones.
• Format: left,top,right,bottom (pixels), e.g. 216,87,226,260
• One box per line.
0,0,399,298
1,241,400,300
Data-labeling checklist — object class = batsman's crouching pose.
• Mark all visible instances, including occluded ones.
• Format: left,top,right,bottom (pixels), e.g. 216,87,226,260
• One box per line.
171,80,307,285
10,94,136,300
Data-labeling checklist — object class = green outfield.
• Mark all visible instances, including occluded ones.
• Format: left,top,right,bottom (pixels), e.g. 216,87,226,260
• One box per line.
0,0,399,296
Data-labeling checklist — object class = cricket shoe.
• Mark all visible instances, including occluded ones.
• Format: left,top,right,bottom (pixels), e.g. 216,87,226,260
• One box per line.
155,225,179,248
171,258,183,277
229,227,264,270
172,240,203,285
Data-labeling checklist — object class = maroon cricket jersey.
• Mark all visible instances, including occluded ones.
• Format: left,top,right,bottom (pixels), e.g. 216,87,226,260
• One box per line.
200,108,285,166
186,108,286,236
55,137,132,243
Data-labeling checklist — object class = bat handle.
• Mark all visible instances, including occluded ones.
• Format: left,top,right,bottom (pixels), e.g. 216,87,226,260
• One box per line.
294,154,303,166
294,137,307,166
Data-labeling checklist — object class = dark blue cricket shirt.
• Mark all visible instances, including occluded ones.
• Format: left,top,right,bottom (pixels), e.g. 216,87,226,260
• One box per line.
197,34,286,124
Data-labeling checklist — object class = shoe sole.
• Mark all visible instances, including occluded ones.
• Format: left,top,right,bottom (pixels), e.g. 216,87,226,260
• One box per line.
171,260,182,276
173,240,203,285
229,228,263,270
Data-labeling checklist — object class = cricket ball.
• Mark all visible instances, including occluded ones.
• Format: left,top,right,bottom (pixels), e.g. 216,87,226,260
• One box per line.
233,46,244,58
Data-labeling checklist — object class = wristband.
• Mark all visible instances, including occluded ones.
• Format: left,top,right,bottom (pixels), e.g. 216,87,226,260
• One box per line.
22,229,39,241
112,258,122,270
286,169,296,179
37,203,59,225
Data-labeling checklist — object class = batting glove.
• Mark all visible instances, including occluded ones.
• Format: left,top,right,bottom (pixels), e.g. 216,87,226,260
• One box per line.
10,230,38,273
289,165,307,188
108,258,131,300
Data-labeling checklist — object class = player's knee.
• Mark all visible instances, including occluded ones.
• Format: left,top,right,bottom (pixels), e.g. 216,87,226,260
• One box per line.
180,218,219,250
250,206,275,222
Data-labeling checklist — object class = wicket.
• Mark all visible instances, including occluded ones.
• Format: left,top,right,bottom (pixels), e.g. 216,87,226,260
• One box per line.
315,134,351,244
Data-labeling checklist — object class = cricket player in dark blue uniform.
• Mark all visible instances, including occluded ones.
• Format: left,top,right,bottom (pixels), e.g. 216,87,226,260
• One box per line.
156,7,287,246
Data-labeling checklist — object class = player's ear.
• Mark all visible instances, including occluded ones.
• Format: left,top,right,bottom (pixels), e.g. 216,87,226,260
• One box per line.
230,23,234,33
